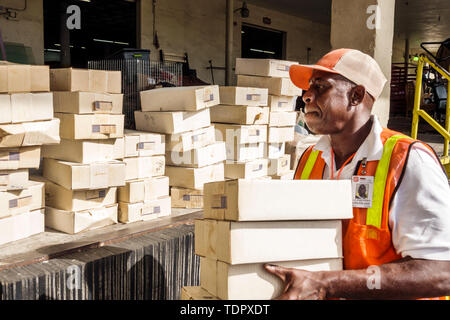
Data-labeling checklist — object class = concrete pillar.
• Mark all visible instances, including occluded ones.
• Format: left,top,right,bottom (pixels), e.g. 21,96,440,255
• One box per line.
331,0,396,127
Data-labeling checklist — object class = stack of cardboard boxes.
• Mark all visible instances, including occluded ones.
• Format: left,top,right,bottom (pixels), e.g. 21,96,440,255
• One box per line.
182,179,352,300
236,58,302,180
117,129,171,223
37,68,126,234
211,86,271,180
135,86,226,210
0,62,60,245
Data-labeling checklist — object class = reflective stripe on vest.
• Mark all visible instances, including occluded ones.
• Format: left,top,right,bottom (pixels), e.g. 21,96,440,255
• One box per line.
300,150,320,180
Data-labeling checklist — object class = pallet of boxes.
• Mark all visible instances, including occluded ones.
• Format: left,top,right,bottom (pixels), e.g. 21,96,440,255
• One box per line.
182,179,352,300
211,86,272,180
37,68,126,234
235,58,301,180
0,62,60,245
135,85,225,210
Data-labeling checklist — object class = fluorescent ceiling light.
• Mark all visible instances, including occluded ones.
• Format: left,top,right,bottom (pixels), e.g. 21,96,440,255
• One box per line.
93,39,129,45
250,48,275,54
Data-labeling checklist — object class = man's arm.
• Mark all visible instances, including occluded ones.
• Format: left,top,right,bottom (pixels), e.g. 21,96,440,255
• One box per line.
265,257,450,299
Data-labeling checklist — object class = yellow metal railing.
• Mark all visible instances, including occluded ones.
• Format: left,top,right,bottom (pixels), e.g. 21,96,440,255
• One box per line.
411,55,450,174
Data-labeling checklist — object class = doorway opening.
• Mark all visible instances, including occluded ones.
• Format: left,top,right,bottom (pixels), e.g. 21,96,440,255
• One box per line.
43,0,137,68
241,23,286,60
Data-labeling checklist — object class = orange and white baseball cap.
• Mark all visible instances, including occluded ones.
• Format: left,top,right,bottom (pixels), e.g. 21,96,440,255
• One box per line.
289,48,387,100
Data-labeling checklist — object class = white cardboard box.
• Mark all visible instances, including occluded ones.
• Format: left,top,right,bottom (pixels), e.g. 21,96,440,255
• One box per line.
0,209,44,246
53,91,123,114
0,119,60,148
0,181,45,219
50,68,121,94
203,179,352,221
215,123,267,145
123,156,165,180
32,175,117,212
269,112,297,127
195,219,343,264
165,125,216,152
170,187,204,209
166,142,226,168
45,204,118,234
0,64,31,93
219,87,268,106
237,75,302,96
210,105,269,125
135,109,211,134
224,159,268,180
201,257,343,300
235,58,298,78
225,142,265,162
267,126,294,143
265,142,286,159
42,138,124,164
0,169,29,191
124,130,165,157
267,154,291,176
0,93,53,124
118,196,171,223
268,95,297,112
56,113,124,140
118,176,169,203
42,158,126,190
166,162,224,190
140,85,220,111
0,147,41,170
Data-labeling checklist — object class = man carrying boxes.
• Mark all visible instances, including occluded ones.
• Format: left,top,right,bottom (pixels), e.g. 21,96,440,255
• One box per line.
37,68,126,234
136,85,225,209
0,63,59,245
265,49,450,300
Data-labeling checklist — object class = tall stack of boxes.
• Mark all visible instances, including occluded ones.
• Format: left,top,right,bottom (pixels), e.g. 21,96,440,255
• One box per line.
236,58,302,180
211,86,271,180
183,179,352,300
0,62,60,245
37,68,126,234
135,86,226,210
117,129,171,223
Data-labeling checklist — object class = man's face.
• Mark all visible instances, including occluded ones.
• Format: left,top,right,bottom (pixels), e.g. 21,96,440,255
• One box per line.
302,70,356,135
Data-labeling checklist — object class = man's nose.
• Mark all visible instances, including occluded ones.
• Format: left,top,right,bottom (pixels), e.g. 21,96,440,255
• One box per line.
302,90,314,104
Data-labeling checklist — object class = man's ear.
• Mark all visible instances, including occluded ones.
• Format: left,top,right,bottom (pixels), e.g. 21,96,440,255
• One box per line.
349,85,366,106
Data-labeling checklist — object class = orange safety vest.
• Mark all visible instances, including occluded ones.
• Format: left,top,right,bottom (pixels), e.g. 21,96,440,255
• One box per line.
294,128,449,300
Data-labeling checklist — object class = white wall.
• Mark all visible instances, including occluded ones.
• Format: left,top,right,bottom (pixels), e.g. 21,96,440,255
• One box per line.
0,0,44,64
140,0,331,85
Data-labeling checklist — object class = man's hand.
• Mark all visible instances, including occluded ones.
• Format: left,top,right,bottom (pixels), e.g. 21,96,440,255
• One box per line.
264,264,328,300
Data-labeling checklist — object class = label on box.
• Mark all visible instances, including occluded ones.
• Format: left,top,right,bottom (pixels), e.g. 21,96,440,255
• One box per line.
142,205,160,216
278,101,287,107
246,94,261,102
276,64,290,72
0,151,20,162
252,164,263,172
248,128,260,137
211,195,227,209
183,194,202,201
192,132,206,143
9,195,32,209
137,142,155,151
93,101,113,111
203,88,214,102
90,164,109,189
92,124,116,134
85,189,106,200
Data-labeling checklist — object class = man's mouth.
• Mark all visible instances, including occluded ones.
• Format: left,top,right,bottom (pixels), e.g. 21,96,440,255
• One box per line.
305,107,321,118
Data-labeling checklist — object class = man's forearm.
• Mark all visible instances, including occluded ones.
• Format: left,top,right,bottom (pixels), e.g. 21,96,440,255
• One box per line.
323,258,450,299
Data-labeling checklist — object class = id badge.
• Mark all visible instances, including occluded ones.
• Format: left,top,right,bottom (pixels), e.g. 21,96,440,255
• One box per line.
351,176,374,208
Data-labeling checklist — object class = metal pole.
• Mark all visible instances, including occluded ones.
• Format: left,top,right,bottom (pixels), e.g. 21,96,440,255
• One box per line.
225,0,233,85
411,57,424,139
444,66,450,158
60,1,71,67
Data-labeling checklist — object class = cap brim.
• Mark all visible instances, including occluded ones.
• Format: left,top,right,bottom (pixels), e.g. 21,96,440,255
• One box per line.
289,64,340,90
